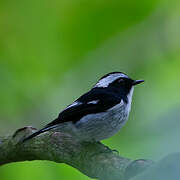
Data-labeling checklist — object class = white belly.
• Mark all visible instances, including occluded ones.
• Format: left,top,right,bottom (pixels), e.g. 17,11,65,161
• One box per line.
75,100,131,141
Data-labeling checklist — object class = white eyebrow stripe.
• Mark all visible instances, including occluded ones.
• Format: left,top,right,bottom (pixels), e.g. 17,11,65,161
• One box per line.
87,100,99,104
94,73,128,88
65,101,82,110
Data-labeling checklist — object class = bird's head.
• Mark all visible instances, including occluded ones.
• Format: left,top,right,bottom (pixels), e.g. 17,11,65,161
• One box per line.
94,72,144,101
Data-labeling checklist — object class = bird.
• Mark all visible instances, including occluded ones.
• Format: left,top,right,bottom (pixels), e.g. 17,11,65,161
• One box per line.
22,72,144,143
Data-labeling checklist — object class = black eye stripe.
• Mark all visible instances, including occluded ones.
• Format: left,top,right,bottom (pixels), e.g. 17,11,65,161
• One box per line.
115,78,134,85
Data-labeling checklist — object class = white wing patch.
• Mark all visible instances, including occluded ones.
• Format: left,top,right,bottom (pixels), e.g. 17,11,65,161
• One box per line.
87,100,99,105
65,100,99,110
94,73,128,88
65,101,82,110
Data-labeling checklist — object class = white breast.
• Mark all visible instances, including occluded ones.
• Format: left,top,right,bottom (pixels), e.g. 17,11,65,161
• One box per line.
126,87,134,114
74,87,134,141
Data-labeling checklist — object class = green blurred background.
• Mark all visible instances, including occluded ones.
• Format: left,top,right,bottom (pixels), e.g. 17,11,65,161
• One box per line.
0,0,180,179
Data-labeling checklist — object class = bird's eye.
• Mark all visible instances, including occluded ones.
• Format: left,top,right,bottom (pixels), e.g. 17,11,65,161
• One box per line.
118,79,124,83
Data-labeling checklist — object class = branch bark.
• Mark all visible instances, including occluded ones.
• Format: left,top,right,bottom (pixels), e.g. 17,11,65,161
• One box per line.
0,126,152,180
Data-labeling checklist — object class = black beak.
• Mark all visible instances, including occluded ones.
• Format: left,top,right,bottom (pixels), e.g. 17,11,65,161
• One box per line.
132,80,144,86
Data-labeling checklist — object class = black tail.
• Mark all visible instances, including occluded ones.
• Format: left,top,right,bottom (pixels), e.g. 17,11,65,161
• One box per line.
22,125,58,143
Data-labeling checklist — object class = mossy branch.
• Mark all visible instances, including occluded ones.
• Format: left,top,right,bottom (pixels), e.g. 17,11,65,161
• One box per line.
0,126,179,180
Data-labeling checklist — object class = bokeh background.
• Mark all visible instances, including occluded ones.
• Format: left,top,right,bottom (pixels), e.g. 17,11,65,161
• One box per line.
0,0,180,179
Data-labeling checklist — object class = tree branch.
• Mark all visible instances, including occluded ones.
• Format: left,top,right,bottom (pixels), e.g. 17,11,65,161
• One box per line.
0,126,152,180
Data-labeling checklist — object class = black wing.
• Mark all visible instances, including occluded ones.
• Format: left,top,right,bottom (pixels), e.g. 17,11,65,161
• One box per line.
47,89,121,126
22,89,121,142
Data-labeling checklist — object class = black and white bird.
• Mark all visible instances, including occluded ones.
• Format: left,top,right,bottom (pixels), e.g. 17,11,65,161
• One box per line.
23,72,144,142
